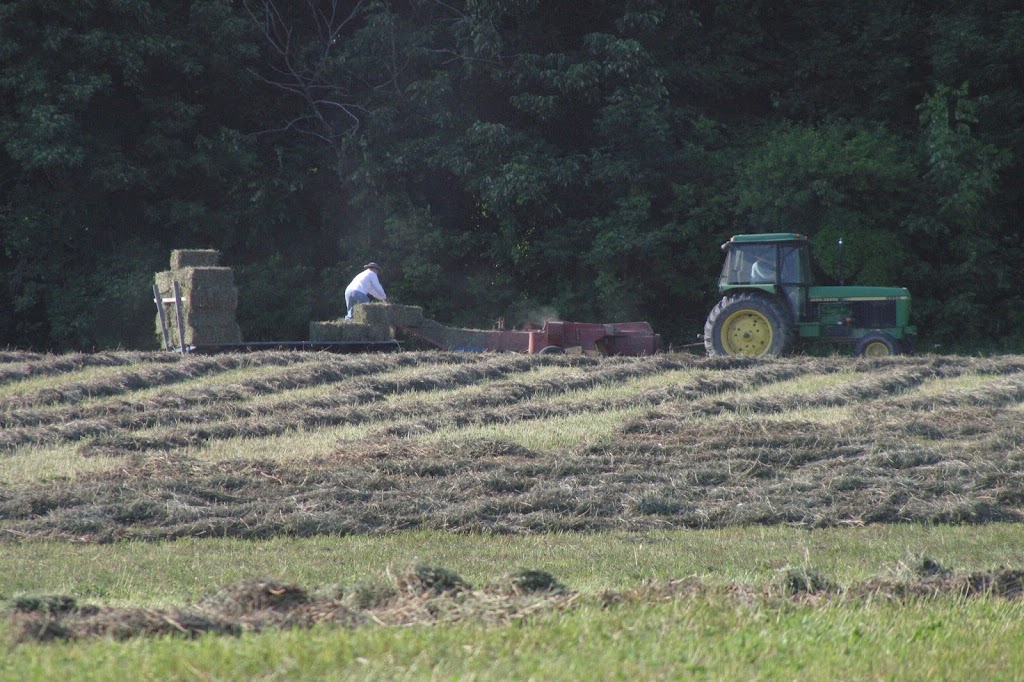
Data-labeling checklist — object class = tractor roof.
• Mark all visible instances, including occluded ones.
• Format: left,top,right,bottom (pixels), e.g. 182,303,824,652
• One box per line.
729,233,807,243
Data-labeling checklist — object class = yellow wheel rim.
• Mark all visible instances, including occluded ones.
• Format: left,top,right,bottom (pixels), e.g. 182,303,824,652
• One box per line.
720,309,773,356
863,340,891,357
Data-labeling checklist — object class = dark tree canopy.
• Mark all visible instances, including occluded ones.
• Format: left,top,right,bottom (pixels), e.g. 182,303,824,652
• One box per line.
2,0,1022,352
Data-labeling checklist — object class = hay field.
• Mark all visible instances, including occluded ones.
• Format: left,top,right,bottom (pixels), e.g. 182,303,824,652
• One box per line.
3,349,1024,666
2,349,1023,541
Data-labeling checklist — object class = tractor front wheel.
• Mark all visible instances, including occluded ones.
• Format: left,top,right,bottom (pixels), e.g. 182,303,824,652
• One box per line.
704,293,794,357
854,332,901,357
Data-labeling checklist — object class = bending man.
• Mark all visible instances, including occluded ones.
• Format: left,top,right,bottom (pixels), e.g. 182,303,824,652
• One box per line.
345,262,388,319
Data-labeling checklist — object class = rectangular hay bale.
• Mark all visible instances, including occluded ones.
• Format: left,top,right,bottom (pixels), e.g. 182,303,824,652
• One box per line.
174,267,239,311
155,269,237,310
309,320,382,342
171,249,221,270
154,265,241,347
410,319,490,350
187,321,242,345
442,328,491,351
352,303,424,328
159,319,242,347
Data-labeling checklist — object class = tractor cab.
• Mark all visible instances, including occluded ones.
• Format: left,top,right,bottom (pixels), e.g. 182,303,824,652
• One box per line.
719,233,812,321
706,232,916,357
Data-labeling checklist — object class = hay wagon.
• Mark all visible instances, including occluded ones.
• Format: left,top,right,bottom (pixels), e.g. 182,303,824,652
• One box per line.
153,250,659,356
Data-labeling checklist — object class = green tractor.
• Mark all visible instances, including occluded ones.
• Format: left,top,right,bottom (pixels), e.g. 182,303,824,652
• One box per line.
703,233,916,357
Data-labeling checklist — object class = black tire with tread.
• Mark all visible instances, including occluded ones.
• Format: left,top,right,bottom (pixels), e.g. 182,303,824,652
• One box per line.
704,292,795,357
854,332,901,357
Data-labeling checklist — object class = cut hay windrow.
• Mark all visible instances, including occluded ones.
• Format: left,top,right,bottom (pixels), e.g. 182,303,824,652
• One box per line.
4,351,1024,541
368,361,825,438
5,366,1024,541
0,352,327,411
0,357,539,448
50,355,781,455
9,563,1024,644
0,351,185,387
684,366,957,418
0,351,49,364
4,352,1009,453
883,375,1024,410
68,355,631,455
7,567,577,643
2,353,673,451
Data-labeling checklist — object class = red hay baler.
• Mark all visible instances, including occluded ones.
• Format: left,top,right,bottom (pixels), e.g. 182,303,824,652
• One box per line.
399,319,661,356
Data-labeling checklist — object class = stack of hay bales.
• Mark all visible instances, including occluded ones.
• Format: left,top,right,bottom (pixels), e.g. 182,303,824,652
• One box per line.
309,304,424,343
307,303,495,350
155,249,242,348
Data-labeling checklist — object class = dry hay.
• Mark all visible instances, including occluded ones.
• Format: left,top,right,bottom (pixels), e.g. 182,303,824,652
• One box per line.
352,303,425,328
0,352,182,387
155,268,240,312
308,320,383,342
7,352,570,450
154,263,241,347
8,561,1024,645
412,318,492,350
6,566,577,644
4,351,1024,539
61,354,596,455
0,351,49,364
308,304,427,343
170,249,221,270
198,578,312,616
0,351,318,412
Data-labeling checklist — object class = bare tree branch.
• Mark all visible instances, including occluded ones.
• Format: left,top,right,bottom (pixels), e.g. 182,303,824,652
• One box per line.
243,0,369,144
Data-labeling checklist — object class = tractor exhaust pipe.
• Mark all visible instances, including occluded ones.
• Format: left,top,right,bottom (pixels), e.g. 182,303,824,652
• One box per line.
837,237,845,286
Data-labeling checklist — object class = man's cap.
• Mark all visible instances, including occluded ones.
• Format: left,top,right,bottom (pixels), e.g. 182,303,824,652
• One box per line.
363,262,381,270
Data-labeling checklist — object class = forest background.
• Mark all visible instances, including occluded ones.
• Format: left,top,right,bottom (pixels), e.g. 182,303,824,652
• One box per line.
1,0,1021,353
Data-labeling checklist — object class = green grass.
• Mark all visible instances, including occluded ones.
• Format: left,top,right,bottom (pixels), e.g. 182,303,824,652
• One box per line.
3,525,1024,680
3,596,1023,681
4,525,1024,606
4,351,1024,679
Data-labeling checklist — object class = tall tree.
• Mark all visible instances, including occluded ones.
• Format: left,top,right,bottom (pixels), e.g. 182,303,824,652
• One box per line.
0,0,264,349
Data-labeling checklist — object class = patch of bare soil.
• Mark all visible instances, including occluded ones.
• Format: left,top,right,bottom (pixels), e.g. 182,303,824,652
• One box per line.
8,562,1023,644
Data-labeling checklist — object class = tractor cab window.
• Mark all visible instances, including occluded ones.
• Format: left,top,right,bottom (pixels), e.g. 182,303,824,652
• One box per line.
721,244,778,285
778,243,812,320
779,244,810,286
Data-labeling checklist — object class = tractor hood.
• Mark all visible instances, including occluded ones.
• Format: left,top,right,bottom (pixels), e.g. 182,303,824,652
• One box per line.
808,286,911,301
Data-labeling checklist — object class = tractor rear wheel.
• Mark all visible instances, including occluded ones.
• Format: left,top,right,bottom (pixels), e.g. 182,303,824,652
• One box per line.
704,293,794,357
854,332,901,357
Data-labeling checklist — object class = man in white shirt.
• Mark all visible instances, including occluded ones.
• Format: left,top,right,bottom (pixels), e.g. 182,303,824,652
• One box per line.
345,262,388,319
750,252,775,283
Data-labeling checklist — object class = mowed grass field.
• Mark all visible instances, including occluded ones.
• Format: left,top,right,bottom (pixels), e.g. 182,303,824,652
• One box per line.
2,349,1024,679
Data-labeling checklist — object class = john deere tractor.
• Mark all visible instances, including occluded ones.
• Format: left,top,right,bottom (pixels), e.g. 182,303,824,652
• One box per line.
704,233,915,357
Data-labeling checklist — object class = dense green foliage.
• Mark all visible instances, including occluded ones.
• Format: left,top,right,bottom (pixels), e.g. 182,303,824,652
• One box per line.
2,0,1022,351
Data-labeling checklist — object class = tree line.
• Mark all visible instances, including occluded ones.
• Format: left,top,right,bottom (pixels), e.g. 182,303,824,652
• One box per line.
2,0,1022,352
